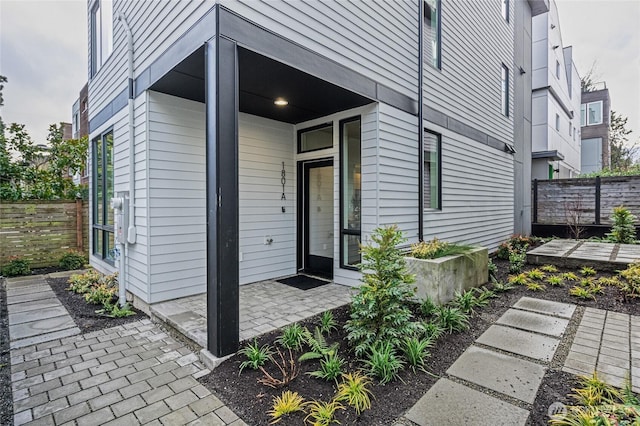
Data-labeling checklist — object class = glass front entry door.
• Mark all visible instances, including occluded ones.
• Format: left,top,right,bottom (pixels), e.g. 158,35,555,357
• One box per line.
298,159,334,279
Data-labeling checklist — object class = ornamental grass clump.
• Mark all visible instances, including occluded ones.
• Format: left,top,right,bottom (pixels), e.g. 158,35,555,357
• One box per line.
345,225,421,356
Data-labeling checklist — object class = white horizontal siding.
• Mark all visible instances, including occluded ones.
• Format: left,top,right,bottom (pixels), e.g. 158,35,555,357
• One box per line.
424,0,514,142
147,92,206,303
238,114,296,285
423,124,514,251
223,0,419,100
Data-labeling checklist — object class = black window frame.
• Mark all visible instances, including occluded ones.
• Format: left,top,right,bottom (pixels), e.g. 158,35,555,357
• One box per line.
297,122,333,154
92,129,114,265
422,129,442,211
339,116,361,271
501,64,510,117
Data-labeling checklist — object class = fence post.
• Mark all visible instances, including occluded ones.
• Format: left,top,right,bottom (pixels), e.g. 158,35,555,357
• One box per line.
76,199,83,251
595,176,601,225
533,179,538,224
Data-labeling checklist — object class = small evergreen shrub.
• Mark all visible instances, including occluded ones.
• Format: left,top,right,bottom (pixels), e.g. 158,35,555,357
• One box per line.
410,238,473,260
1,256,31,277
606,206,637,244
58,250,88,271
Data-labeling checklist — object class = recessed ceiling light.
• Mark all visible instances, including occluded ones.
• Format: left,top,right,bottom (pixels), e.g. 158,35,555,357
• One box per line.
274,98,288,106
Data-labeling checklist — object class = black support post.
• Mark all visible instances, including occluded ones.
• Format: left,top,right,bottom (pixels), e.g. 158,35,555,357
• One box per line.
205,27,239,357
595,176,601,225
532,179,538,224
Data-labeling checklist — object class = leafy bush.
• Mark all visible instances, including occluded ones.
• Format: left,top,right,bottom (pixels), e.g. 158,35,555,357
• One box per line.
488,258,497,280
96,300,136,318
508,250,526,274
496,235,534,260
345,225,421,356
319,311,337,335
304,400,344,426
277,323,306,351
410,238,473,260
434,306,469,333
421,321,445,340
617,262,640,299
84,283,117,305
606,206,637,244
1,256,30,277
67,270,101,294
335,372,373,415
58,250,88,271
267,391,307,423
307,352,344,382
238,340,272,373
491,279,515,293
299,327,339,362
419,297,438,317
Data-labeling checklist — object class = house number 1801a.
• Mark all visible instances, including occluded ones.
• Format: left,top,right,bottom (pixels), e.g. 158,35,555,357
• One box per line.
281,162,286,213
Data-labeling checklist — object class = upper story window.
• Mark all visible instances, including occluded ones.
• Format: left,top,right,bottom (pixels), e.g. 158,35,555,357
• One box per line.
501,64,509,117
555,60,561,79
91,0,113,77
423,130,441,210
580,104,586,126
555,114,560,131
587,101,603,125
501,0,509,22
424,0,441,69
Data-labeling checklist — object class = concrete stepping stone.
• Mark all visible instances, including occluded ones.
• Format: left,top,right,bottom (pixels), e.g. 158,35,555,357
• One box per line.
6,279,49,289
6,285,52,297
6,290,57,304
528,240,578,257
476,325,560,362
10,315,77,340
497,309,569,337
404,378,529,426
447,345,546,404
513,297,576,319
9,305,71,325
8,299,62,314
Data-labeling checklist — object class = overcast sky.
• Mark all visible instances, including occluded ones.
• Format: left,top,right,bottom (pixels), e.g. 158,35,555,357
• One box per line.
0,0,638,146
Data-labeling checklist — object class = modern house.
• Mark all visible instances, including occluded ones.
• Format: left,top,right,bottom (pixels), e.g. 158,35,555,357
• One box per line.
531,0,581,180
86,0,548,357
580,84,611,174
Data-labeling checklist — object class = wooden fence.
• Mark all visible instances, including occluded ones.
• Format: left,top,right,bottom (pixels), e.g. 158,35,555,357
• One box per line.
532,176,640,238
0,200,89,269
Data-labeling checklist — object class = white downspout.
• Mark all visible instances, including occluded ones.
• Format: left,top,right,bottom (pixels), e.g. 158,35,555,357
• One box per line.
117,11,136,306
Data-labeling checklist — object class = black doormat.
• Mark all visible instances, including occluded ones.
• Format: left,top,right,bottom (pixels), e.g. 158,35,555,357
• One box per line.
276,275,330,290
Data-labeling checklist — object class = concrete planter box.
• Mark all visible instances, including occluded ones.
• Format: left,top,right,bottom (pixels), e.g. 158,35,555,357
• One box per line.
404,247,489,304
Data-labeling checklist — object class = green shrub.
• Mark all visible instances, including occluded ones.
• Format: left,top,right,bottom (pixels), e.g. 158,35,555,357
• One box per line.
606,206,637,244
410,238,473,260
67,270,101,294
238,340,272,373
419,297,438,317
96,300,136,318
58,250,88,271
434,306,469,333
307,352,344,382
402,336,432,372
496,235,534,260
365,341,404,384
345,225,421,356
318,311,337,335
1,256,30,277
617,262,640,299
304,400,344,426
335,372,373,415
488,258,497,280
508,250,526,274
277,323,306,351
84,283,116,305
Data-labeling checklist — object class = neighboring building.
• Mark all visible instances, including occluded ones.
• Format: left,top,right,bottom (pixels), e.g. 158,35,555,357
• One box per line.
71,83,90,185
531,1,581,180
580,84,611,174
86,0,544,356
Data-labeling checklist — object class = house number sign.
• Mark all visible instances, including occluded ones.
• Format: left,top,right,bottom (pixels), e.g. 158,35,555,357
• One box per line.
281,162,286,213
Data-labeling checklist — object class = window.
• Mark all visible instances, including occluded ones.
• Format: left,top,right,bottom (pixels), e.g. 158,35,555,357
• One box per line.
587,101,603,125
501,0,509,22
298,123,333,153
501,65,509,117
424,0,441,69
92,130,114,263
340,117,361,269
580,104,586,126
555,114,560,131
423,130,441,210
555,60,561,79
91,0,113,77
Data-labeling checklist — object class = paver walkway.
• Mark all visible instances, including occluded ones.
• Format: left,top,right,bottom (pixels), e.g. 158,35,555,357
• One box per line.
5,275,246,426
404,297,575,426
6,275,80,349
528,240,640,270
564,307,640,392
151,278,352,347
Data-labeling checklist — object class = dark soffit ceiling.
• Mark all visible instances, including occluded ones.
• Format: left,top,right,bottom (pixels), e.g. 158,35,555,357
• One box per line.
149,46,372,124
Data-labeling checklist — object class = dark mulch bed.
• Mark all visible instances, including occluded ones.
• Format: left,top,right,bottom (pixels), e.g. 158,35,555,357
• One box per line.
47,276,147,333
200,250,640,425
528,370,578,426
0,279,13,426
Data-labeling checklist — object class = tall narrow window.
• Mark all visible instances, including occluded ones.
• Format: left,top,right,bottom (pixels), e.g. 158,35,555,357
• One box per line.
424,0,441,69
587,101,603,125
555,60,561,79
580,104,586,126
340,117,361,269
501,65,509,117
92,130,114,263
91,0,113,77
423,130,441,210
555,114,560,131
502,0,509,22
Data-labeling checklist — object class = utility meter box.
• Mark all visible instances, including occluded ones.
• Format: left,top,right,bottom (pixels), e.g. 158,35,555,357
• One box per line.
111,192,129,245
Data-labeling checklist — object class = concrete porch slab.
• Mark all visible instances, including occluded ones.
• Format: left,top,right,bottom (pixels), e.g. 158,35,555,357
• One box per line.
404,378,529,426
446,345,546,404
476,325,560,362
513,297,576,319
496,308,569,337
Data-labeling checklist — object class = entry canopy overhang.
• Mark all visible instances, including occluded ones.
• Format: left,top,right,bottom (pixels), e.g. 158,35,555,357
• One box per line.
532,150,565,161
149,46,373,124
